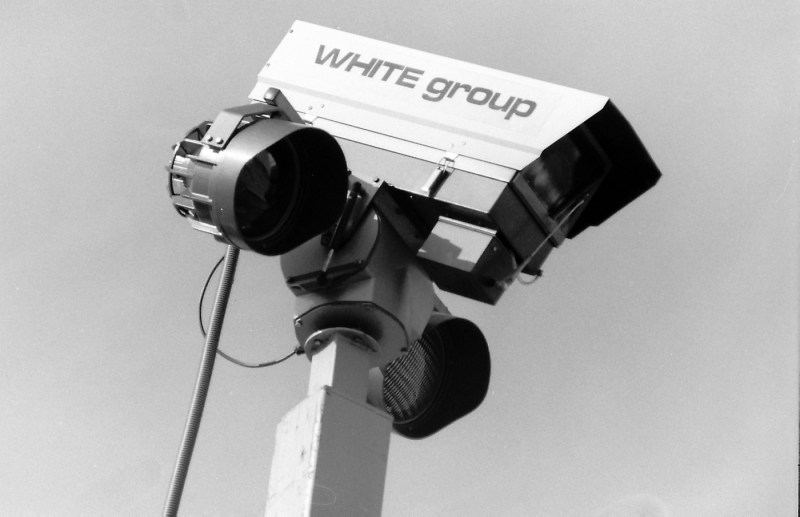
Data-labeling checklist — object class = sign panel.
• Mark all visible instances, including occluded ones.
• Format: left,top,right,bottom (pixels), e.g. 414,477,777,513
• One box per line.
250,21,608,176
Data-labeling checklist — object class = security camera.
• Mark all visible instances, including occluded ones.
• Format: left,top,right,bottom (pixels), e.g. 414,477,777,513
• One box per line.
166,21,661,440
248,21,661,303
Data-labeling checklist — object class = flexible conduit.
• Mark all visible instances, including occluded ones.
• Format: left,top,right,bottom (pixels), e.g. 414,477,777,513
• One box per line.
164,245,239,516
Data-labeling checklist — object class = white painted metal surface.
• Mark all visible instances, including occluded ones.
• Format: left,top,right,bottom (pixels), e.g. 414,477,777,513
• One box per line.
249,21,609,179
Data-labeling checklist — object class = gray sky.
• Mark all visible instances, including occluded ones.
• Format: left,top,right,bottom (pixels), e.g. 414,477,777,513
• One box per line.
1,1,797,515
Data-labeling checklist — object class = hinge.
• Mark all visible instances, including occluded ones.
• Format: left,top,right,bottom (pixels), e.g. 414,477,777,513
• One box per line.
421,152,458,196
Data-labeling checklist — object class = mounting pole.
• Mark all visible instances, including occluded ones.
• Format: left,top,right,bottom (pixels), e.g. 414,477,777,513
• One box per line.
265,329,392,516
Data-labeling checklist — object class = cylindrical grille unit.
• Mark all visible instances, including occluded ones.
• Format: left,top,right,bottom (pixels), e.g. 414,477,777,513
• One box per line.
167,114,349,255
380,314,490,439
382,334,445,424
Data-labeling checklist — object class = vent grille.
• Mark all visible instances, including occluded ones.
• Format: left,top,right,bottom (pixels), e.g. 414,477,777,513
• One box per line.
382,334,445,424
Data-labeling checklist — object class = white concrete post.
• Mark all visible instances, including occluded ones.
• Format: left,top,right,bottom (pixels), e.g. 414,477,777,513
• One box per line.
266,332,392,516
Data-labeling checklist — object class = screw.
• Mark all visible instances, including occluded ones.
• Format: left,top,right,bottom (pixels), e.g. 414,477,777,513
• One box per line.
216,137,223,144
